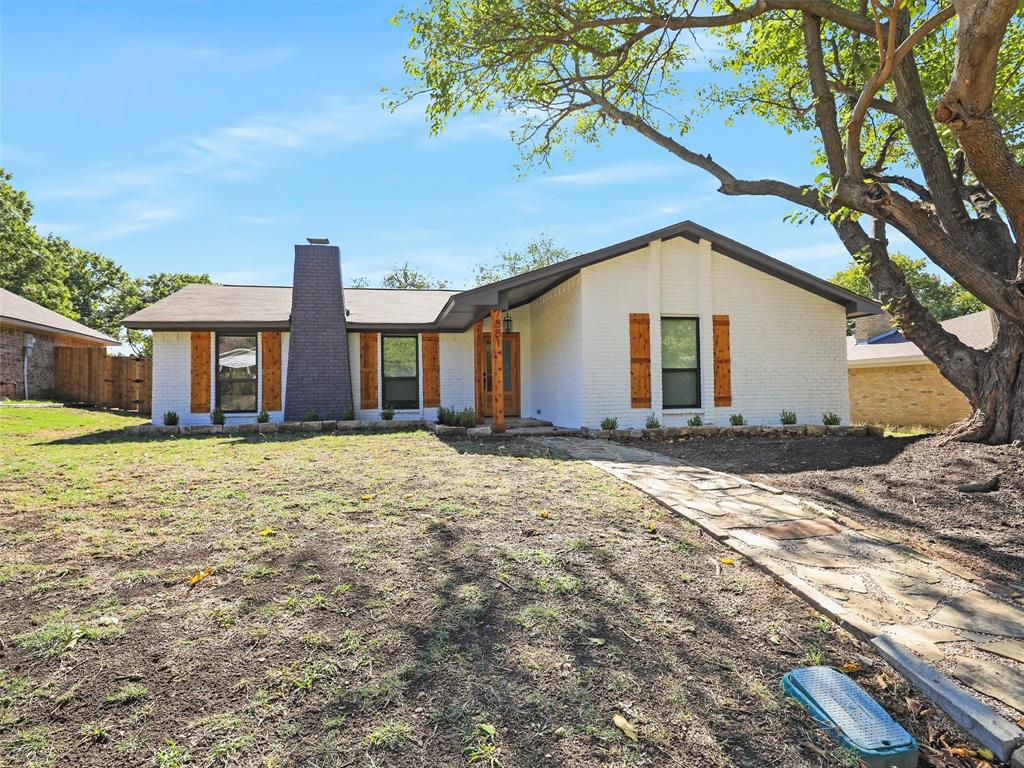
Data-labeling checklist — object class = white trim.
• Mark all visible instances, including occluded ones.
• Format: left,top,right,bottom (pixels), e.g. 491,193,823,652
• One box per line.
847,355,929,369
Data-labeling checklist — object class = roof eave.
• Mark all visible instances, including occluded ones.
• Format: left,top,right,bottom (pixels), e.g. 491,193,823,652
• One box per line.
1,316,117,345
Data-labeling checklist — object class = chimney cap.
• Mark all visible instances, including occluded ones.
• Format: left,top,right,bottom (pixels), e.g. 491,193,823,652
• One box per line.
306,237,330,245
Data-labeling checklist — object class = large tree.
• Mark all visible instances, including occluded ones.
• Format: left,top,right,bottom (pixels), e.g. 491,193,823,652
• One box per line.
394,1,1024,443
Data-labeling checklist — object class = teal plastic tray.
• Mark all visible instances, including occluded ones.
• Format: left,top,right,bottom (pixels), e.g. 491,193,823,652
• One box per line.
782,666,918,768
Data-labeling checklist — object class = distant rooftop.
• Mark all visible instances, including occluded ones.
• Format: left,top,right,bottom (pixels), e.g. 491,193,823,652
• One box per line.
0,287,117,345
847,309,994,366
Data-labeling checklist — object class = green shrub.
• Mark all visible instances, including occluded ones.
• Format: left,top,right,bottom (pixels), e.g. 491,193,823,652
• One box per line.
211,408,226,426
729,413,746,426
303,408,320,422
162,411,179,426
780,410,797,425
342,407,355,421
686,414,703,427
380,407,396,421
822,412,841,425
257,410,270,423
645,413,661,429
438,405,477,427
600,417,618,431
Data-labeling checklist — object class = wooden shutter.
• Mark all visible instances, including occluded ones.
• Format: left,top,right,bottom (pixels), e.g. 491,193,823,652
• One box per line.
190,332,211,413
629,313,651,408
261,331,282,411
713,314,732,407
359,332,378,409
422,332,440,407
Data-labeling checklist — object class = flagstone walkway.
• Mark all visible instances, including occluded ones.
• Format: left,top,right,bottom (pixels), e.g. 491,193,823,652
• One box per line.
530,436,1024,763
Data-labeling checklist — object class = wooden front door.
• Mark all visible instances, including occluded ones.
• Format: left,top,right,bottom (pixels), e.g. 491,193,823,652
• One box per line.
482,332,520,417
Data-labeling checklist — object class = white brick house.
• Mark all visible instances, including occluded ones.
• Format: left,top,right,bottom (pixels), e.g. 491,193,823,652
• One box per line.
124,221,878,429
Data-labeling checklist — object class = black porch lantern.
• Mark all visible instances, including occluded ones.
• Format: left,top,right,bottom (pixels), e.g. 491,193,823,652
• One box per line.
503,311,513,334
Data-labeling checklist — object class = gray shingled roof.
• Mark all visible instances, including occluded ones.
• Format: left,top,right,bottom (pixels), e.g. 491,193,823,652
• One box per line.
847,309,995,366
122,284,460,330
123,220,883,332
0,288,117,344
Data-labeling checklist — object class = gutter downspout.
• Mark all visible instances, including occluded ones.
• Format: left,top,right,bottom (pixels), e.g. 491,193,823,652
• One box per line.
23,333,36,399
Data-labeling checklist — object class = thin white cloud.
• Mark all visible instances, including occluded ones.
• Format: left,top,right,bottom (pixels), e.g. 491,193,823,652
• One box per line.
90,201,186,241
541,162,677,186
40,97,415,205
235,215,281,226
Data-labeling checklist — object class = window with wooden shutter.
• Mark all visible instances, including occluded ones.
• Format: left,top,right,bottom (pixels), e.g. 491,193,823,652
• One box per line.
422,333,440,407
261,331,282,411
629,313,651,408
359,332,378,409
713,314,732,407
190,332,211,413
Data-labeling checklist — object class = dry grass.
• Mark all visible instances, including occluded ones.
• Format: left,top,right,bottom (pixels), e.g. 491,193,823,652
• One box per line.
0,408,976,767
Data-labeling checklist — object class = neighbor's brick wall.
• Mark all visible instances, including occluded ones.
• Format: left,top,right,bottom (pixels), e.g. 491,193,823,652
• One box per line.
0,325,59,399
150,330,289,426
849,362,970,428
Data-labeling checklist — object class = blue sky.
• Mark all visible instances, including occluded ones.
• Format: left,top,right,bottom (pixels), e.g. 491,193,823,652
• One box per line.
2,1,901,288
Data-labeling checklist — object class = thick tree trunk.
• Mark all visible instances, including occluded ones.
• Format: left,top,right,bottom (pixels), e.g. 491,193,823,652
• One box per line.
945,316,1024,444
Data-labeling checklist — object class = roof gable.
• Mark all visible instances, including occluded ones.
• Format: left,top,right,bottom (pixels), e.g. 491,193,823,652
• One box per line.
123,220,882,332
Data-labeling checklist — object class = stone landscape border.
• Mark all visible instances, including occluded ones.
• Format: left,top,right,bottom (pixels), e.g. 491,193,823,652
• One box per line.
581,423,884,439
127,419,428,436
126,420,884,439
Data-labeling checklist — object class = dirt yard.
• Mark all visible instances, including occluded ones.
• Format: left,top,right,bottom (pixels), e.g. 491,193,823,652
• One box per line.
640,433,1023,586
0,409,995,767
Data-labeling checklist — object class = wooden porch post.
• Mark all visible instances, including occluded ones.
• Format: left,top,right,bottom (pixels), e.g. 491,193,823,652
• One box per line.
490,308,504,433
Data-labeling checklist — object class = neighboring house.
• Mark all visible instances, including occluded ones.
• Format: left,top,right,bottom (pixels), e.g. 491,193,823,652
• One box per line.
123,220,878,429
0,287,118,400
847,309,995,428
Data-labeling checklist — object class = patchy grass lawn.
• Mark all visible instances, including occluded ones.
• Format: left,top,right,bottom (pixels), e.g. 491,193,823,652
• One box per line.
0,409,980,767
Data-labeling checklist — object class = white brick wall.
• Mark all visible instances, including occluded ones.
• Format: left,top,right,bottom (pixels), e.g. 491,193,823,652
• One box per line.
573,236,849,429
150,331,290,426
149,237,848,430
528,274,583,427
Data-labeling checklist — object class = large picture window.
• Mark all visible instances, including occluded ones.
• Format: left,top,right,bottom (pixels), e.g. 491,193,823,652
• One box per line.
217,334,258,412
382,335,419,410
662,318,700,408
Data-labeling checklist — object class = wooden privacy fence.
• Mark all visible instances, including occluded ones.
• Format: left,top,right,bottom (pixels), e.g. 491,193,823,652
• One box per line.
54,347,152,414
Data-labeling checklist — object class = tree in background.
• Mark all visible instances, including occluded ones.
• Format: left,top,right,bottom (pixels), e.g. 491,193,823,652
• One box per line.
473,235,575,286
0,169,73,315
832,255,984,330
381,262,451,290
0,169,210,355
394,2,1024,443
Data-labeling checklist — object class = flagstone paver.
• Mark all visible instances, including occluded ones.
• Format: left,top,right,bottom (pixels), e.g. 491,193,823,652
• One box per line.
529,435,1024,761
954,657,1024,713
933,592,1024,639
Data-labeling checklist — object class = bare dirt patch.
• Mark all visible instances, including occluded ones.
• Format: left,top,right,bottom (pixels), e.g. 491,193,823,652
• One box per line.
0,410,995,767
638,434,1023,585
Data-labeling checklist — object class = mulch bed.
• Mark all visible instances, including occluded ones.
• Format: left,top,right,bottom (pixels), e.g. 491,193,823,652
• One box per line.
638,434,1023,585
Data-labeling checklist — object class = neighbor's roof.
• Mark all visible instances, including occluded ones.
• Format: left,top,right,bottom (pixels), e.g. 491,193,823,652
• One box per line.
122,220,882,332
0,287,117,345
847,309,995,367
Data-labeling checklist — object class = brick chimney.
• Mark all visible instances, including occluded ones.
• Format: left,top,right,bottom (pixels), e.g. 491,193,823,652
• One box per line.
284,240,354,420
853,312,896,342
